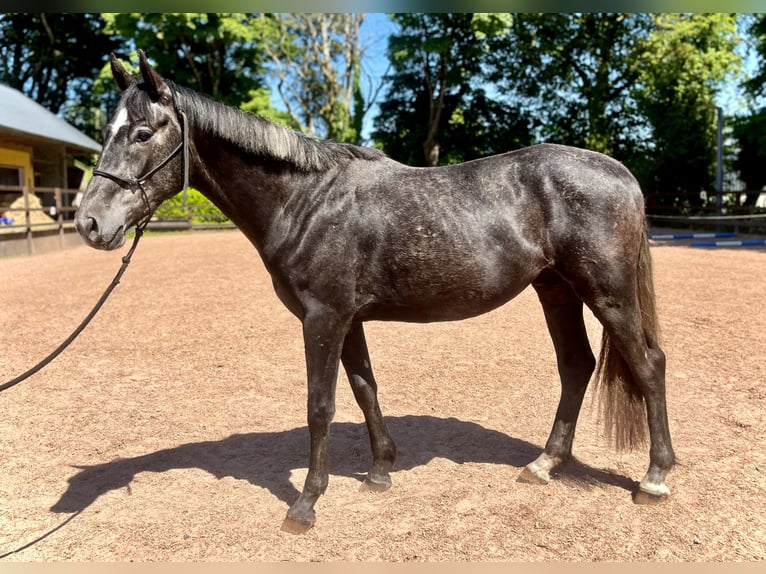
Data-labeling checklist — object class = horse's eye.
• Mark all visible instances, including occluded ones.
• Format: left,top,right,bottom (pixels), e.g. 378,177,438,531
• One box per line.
135,130,153,143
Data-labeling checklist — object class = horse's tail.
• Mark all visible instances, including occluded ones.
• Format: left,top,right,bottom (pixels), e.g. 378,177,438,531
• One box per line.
594,221,658,451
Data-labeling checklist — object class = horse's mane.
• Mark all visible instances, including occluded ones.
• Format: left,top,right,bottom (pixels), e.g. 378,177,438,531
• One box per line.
166,82,384,172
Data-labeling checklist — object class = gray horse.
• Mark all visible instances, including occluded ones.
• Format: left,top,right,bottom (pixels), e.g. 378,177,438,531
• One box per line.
75,51,674,533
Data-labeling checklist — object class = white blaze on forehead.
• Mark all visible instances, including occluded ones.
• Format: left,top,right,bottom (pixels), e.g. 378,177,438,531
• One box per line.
105,106,130,143
113,106,130,127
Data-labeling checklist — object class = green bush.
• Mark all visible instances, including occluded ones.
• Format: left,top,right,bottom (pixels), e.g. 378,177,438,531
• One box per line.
155,188,231,224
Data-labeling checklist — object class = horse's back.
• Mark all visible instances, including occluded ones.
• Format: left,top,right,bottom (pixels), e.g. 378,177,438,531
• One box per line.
490,143,644,222
373,143,645,252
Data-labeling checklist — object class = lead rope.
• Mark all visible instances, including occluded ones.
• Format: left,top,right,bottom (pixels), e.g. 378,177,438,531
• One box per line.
0,225,145,393
0,111,189,393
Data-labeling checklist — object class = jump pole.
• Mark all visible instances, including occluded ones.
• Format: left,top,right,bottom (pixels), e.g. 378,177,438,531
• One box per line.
691,239,766,248
649,232,737,240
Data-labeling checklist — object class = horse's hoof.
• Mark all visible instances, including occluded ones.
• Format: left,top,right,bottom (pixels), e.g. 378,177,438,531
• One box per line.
517,466,549,485
280,514,315,535
360,474,392,493
632,488,670,505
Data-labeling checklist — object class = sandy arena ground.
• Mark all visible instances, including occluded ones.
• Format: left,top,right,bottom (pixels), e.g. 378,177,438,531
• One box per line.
0,230,764,561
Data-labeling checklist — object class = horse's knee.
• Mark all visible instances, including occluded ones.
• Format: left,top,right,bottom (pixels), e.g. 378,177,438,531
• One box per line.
307,397,335,429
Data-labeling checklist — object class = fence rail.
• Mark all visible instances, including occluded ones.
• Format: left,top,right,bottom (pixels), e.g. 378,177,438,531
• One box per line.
645,189,765,213
0,184,82,256
644,189,766,235
0,184,237,256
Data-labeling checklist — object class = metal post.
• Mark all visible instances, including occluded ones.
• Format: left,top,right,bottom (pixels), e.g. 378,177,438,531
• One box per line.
715,106,723,217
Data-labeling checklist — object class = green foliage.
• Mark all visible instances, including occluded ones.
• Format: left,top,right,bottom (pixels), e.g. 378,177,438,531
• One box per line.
732,108,766,203
488,13,655,156
240,87,300,129
639,14,740,91
471,13,513,41
1,12,758,216
255,13,366,143
743,14,766,99
101,13,266,106
154,188,230,225
633,13,741,202
75,14,297,146
480,13,743,202
732,14,766,206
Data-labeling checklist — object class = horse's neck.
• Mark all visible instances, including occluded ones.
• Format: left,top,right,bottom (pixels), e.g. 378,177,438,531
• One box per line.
187,129,317,249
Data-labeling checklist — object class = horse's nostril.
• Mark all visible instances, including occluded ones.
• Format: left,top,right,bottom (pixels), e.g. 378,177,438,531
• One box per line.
75,215,98,237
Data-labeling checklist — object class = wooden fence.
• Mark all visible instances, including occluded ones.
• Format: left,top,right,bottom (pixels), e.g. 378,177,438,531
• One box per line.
0,184,236,257
0,184,82,257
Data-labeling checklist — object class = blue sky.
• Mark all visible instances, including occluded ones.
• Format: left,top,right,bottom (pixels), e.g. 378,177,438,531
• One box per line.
261,13,396,142
357,14,399,142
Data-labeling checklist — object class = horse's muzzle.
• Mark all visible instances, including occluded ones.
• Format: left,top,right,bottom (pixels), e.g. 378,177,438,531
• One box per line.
75,212,126,250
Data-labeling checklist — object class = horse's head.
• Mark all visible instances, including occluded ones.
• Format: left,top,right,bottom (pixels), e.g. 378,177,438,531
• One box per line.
75,50,187,250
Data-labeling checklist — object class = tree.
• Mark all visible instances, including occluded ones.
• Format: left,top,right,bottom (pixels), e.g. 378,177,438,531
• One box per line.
732,109,766,206
255,13,367,142
0,13,118,135
374,13,528,166
101,13,267,107
95,13,302,137
731,14,766,207
484,13,742,205
744,13,766,100
488,13,654,157
96,13,287,220
633,13,741,205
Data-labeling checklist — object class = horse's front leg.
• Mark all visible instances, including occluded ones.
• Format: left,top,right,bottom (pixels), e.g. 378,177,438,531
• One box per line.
281,307,349,535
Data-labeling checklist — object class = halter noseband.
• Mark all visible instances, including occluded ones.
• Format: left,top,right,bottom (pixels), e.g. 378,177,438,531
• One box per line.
92,109,190,231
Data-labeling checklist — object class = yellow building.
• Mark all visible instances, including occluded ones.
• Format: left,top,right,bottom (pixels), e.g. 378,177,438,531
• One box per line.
1,83,101,255
0,143,34,189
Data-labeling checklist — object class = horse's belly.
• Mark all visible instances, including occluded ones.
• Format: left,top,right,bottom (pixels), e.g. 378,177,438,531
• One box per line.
356,253,539,323
357,287,528,323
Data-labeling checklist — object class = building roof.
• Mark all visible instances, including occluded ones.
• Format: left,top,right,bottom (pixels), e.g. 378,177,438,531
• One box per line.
0,83,101,154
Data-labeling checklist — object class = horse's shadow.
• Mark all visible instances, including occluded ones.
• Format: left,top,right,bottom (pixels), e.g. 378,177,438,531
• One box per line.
50,415,636,514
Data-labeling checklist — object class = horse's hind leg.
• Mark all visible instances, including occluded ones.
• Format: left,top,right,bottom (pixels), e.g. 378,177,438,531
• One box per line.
519,272,596,485
592,302,675,503
575,233,674,503
341,321,397,492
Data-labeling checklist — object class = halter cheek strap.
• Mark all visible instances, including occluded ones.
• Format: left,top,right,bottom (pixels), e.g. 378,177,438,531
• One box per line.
92,110,190,231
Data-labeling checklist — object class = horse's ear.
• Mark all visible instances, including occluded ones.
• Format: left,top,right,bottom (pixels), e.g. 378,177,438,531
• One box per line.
110,53,133,92
138,49,172,104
